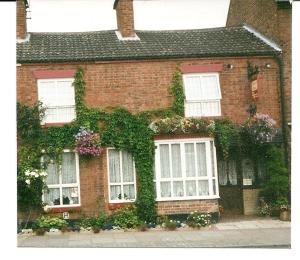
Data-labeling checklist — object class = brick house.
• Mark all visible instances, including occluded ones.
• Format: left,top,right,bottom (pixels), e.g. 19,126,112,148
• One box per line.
17,0,287,218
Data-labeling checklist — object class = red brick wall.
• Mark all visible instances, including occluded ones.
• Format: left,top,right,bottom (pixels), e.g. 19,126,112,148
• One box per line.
17,56,281,217
17,0,27,39
157,199,219,215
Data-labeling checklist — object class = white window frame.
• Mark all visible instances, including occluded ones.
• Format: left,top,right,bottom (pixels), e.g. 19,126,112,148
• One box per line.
154,138,219,201
37,78,76,124
183,73,222,117
107,148,137,204
42,149,81,208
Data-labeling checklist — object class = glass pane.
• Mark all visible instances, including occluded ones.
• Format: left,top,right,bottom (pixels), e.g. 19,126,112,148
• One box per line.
171,144,182,178
184,76,202,101
160,144,170,178
160,182,171,197
201,75,219,99
173,181,184,197
242,159,255,181
44,188,60,206
109,150,121,183
228,160,237,185
217,160,227,185
201,101,220,117
123,184,135,200
212,179,217,195
185,143,196,177
62,187,79,205
45,161,59,185
210,141,215,177
110,185,122,200
122,151,134,182
62,153,77,184
196,143,207,176
186,180,197,196
198,180,209,196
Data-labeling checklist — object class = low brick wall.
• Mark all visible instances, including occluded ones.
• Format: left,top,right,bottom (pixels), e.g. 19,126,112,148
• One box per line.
157,199,219,215
243,189,260,215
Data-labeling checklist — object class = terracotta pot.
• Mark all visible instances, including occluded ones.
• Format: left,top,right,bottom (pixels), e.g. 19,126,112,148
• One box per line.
279,210,290,221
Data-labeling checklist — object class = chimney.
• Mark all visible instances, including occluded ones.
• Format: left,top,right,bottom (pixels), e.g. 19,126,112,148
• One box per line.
17,0,28,40
114,0,136,38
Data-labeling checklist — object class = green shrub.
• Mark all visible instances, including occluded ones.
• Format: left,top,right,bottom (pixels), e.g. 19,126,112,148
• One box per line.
260,146,289,205
35,216,67,230
80,213,108,228
186,212,211,228
111,206,140,229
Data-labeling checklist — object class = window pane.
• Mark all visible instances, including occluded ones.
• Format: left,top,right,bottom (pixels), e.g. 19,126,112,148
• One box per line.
198,180,209,196
56,80,75,106
62,187,79,205
228,160,237,185
123,184,135,200
109,150,121,183
38,81,56,106
185,143,196,177
44,188,60,206
160,182,171,197
62,153,76,184
200,75,220,99
185,102,202,117
171,144,182,178
210,141,215,177
173,181,184,197
45,162,59,185
160,144,170,178
122,151,134,182
201,101,220,116
212,179,217,195
242,159,255,182
196,143,207,176
217,160,227,185
110,185,122,200
185,180,197,196
184,76,201,101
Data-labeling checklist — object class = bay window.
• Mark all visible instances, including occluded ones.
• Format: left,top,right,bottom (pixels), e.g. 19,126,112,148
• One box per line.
107,149,136,203
155,138,219,201
43,151,80,207
183,73,222,117
37,78,75,124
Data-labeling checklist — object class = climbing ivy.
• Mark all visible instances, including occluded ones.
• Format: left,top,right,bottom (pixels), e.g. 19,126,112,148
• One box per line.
17,66,286,222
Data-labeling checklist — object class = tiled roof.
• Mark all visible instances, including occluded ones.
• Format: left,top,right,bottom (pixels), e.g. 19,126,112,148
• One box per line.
17,26,280,63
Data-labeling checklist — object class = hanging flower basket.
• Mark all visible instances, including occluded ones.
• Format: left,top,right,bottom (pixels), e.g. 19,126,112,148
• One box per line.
74,127,103,156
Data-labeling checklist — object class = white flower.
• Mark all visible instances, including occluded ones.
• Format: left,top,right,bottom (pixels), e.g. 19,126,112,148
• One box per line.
25,171,30,176
25,179,30,185
34,173,39,178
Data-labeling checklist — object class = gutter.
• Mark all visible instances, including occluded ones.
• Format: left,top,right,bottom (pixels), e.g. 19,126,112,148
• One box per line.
274,54,289,168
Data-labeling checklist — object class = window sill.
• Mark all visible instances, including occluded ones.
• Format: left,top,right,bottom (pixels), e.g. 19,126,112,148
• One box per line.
156,196,220,202
45,206,81,213
108,202,135,210
41,122,73,128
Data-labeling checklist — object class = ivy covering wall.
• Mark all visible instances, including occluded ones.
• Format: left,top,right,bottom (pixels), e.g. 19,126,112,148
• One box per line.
17,67,289,222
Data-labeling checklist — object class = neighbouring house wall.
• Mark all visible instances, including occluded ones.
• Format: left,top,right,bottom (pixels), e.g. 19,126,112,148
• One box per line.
17,0,27,40
17,56,281,217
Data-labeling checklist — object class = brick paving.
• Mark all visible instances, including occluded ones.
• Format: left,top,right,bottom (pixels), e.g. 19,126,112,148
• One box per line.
17,219,291,248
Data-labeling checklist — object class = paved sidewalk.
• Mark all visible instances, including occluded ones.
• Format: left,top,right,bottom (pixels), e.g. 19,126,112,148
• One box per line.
17,219,291,248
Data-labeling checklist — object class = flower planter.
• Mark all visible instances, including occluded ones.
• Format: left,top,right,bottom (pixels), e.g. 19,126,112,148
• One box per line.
279,210,290,221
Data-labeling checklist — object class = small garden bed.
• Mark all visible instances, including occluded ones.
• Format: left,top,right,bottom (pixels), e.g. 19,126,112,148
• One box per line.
17,207,215,236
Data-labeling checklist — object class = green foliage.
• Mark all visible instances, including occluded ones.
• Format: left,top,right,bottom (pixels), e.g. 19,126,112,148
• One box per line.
170,68,185,116
35,216,67,230
17,102,45,143
80,213,108,228
186,212,212,228
260,146,289,205
111,206,140,229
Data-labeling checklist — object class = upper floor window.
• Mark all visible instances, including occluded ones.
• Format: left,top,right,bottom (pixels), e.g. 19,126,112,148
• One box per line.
42,151,80,208
183,73,222,117
37,78,75,124
107,149,136,203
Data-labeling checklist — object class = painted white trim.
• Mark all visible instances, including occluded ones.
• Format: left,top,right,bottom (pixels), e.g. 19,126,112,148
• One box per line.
42,151,81,208
115,30,140,41
17,33,31,43
107,148,137,203
243,25,282,52
154,138,220,202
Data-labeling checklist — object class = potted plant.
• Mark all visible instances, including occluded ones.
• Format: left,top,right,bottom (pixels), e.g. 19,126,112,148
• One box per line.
277,197,290,221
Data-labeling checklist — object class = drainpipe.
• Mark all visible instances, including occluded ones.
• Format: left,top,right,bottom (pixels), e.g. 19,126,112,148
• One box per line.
274,54,289,169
